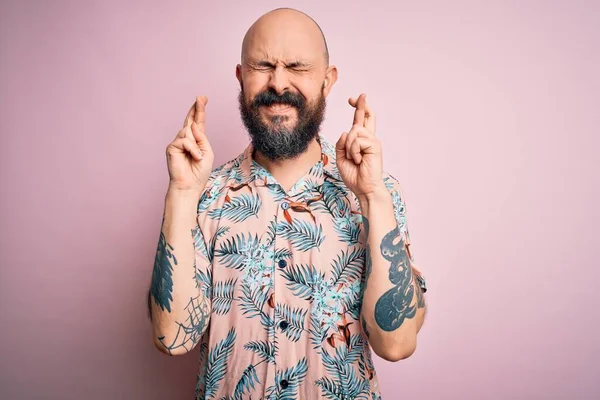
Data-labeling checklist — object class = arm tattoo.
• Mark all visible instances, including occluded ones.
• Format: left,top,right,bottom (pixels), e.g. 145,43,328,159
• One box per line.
374,227,417,331
150,231,178,313
157,293,210,354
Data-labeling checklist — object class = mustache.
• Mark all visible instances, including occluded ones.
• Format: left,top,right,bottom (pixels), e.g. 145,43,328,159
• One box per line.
252,90,305,109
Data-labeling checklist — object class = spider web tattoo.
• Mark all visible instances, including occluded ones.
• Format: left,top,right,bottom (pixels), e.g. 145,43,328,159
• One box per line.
158,293,210,354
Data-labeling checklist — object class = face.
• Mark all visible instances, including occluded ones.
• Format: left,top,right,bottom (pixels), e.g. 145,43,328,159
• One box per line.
236,19,337,161
237,84,326,161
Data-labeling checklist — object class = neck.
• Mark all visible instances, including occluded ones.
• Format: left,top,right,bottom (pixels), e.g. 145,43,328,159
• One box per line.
253,137,322,192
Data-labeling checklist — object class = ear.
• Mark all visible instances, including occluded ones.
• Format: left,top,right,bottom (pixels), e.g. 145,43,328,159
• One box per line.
322,65,338,98
236,64,243,87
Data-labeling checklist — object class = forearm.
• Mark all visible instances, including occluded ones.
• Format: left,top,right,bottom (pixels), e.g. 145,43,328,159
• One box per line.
358,186,426,361
149,190,210,355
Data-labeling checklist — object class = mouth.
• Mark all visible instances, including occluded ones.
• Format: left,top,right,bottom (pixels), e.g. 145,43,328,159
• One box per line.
262,103,294,114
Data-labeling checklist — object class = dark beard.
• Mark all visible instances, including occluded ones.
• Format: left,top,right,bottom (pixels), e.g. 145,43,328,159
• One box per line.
238,87,326,161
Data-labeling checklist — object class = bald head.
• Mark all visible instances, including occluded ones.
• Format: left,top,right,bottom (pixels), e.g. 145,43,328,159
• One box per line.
241,8,329,65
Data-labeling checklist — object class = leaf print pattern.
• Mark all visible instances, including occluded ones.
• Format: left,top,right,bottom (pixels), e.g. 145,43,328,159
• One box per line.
212,279,237,315
204,328,236,399
266,358,309,400
189,136,420,399
208,193,261,223
276,220,325,251
316,334,371,400
233,364,260,400
243,340,276,364
214,233,260,270
275,303,308,342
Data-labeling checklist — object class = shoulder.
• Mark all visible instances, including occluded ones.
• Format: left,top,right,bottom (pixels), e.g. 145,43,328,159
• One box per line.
197,152,246,212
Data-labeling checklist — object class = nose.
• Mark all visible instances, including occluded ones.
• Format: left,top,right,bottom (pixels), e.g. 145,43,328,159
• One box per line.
268,65,290,95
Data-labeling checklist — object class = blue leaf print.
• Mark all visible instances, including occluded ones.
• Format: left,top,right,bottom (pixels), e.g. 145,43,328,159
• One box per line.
205,328,236,399
239,282,273,330
333,217,361,244
243,340,275,364
314,180,349,217
275,303,307,342
268,185,287,202
215,233,260,270
195,268,212,297
208,193,261,223
274,248,293,262
314,377,344,400
281,264,323,300
198,183,224,212
277,220,325,252
193,225,209,259
383,175,395,191
318,335,370,399
266,357,309,400
331,248,366,286
208,226,230,262
309,312,328,349
233,364,260,400
266,219,278,243
195,341,210,399
212,278,237,315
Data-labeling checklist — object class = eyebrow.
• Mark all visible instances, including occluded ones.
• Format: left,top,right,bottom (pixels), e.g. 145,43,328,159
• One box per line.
253,60,312,69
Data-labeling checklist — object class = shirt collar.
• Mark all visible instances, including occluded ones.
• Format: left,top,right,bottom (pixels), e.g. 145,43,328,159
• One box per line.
233,134,342,196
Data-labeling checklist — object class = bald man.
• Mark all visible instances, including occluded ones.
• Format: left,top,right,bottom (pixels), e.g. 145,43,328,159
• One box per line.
148,8,427,400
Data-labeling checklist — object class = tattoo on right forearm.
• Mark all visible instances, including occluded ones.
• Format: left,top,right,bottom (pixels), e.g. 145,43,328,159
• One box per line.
150,231,178,313
157,294,210,354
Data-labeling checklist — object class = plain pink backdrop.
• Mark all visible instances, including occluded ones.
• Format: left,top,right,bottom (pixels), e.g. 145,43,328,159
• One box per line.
1,0,598,398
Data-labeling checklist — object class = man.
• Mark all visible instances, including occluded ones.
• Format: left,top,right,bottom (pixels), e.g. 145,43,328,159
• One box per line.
148,7,428,400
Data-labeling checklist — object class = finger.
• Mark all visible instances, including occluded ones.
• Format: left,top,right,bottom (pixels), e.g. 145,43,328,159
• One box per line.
362,96,376,134
193,124,213,155
176,125,192,139
335,132,349,160
354,136,377,154
350,137,362,164
348,127,380,162
351,94,366,127
355,126,381,150
194,96,208,126
177,137,203,161
183,102,196,128
345,126,360,162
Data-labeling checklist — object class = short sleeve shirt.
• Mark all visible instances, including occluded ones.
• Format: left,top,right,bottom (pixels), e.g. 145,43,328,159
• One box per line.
191,135,425,399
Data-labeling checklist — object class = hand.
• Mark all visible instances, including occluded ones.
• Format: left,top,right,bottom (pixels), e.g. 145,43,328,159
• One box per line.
336,94,386,199
166,96,214,198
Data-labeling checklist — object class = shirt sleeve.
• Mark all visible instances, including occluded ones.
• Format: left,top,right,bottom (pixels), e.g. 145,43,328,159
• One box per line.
383,173,428,293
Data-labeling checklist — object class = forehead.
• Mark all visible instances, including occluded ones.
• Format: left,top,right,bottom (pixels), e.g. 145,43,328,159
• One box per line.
244,21,325,64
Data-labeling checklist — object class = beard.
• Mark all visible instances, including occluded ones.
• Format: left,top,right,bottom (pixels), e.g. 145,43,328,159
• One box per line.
238,86,326,161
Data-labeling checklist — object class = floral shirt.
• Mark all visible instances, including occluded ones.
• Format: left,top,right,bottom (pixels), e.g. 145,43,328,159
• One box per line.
190,135,424,400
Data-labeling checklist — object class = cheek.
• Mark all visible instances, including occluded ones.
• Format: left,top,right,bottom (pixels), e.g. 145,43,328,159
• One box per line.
243,73,269,94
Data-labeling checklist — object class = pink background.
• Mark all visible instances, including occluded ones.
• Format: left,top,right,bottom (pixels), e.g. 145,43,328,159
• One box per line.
1,0,598,398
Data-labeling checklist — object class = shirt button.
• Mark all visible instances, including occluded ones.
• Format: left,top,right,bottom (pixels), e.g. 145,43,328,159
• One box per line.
281,202,289,210
280,379,289,389
279,320,289,331
278,259,287,268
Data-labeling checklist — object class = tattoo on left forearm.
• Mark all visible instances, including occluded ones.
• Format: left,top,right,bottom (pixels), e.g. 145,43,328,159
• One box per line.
374,226,417,331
